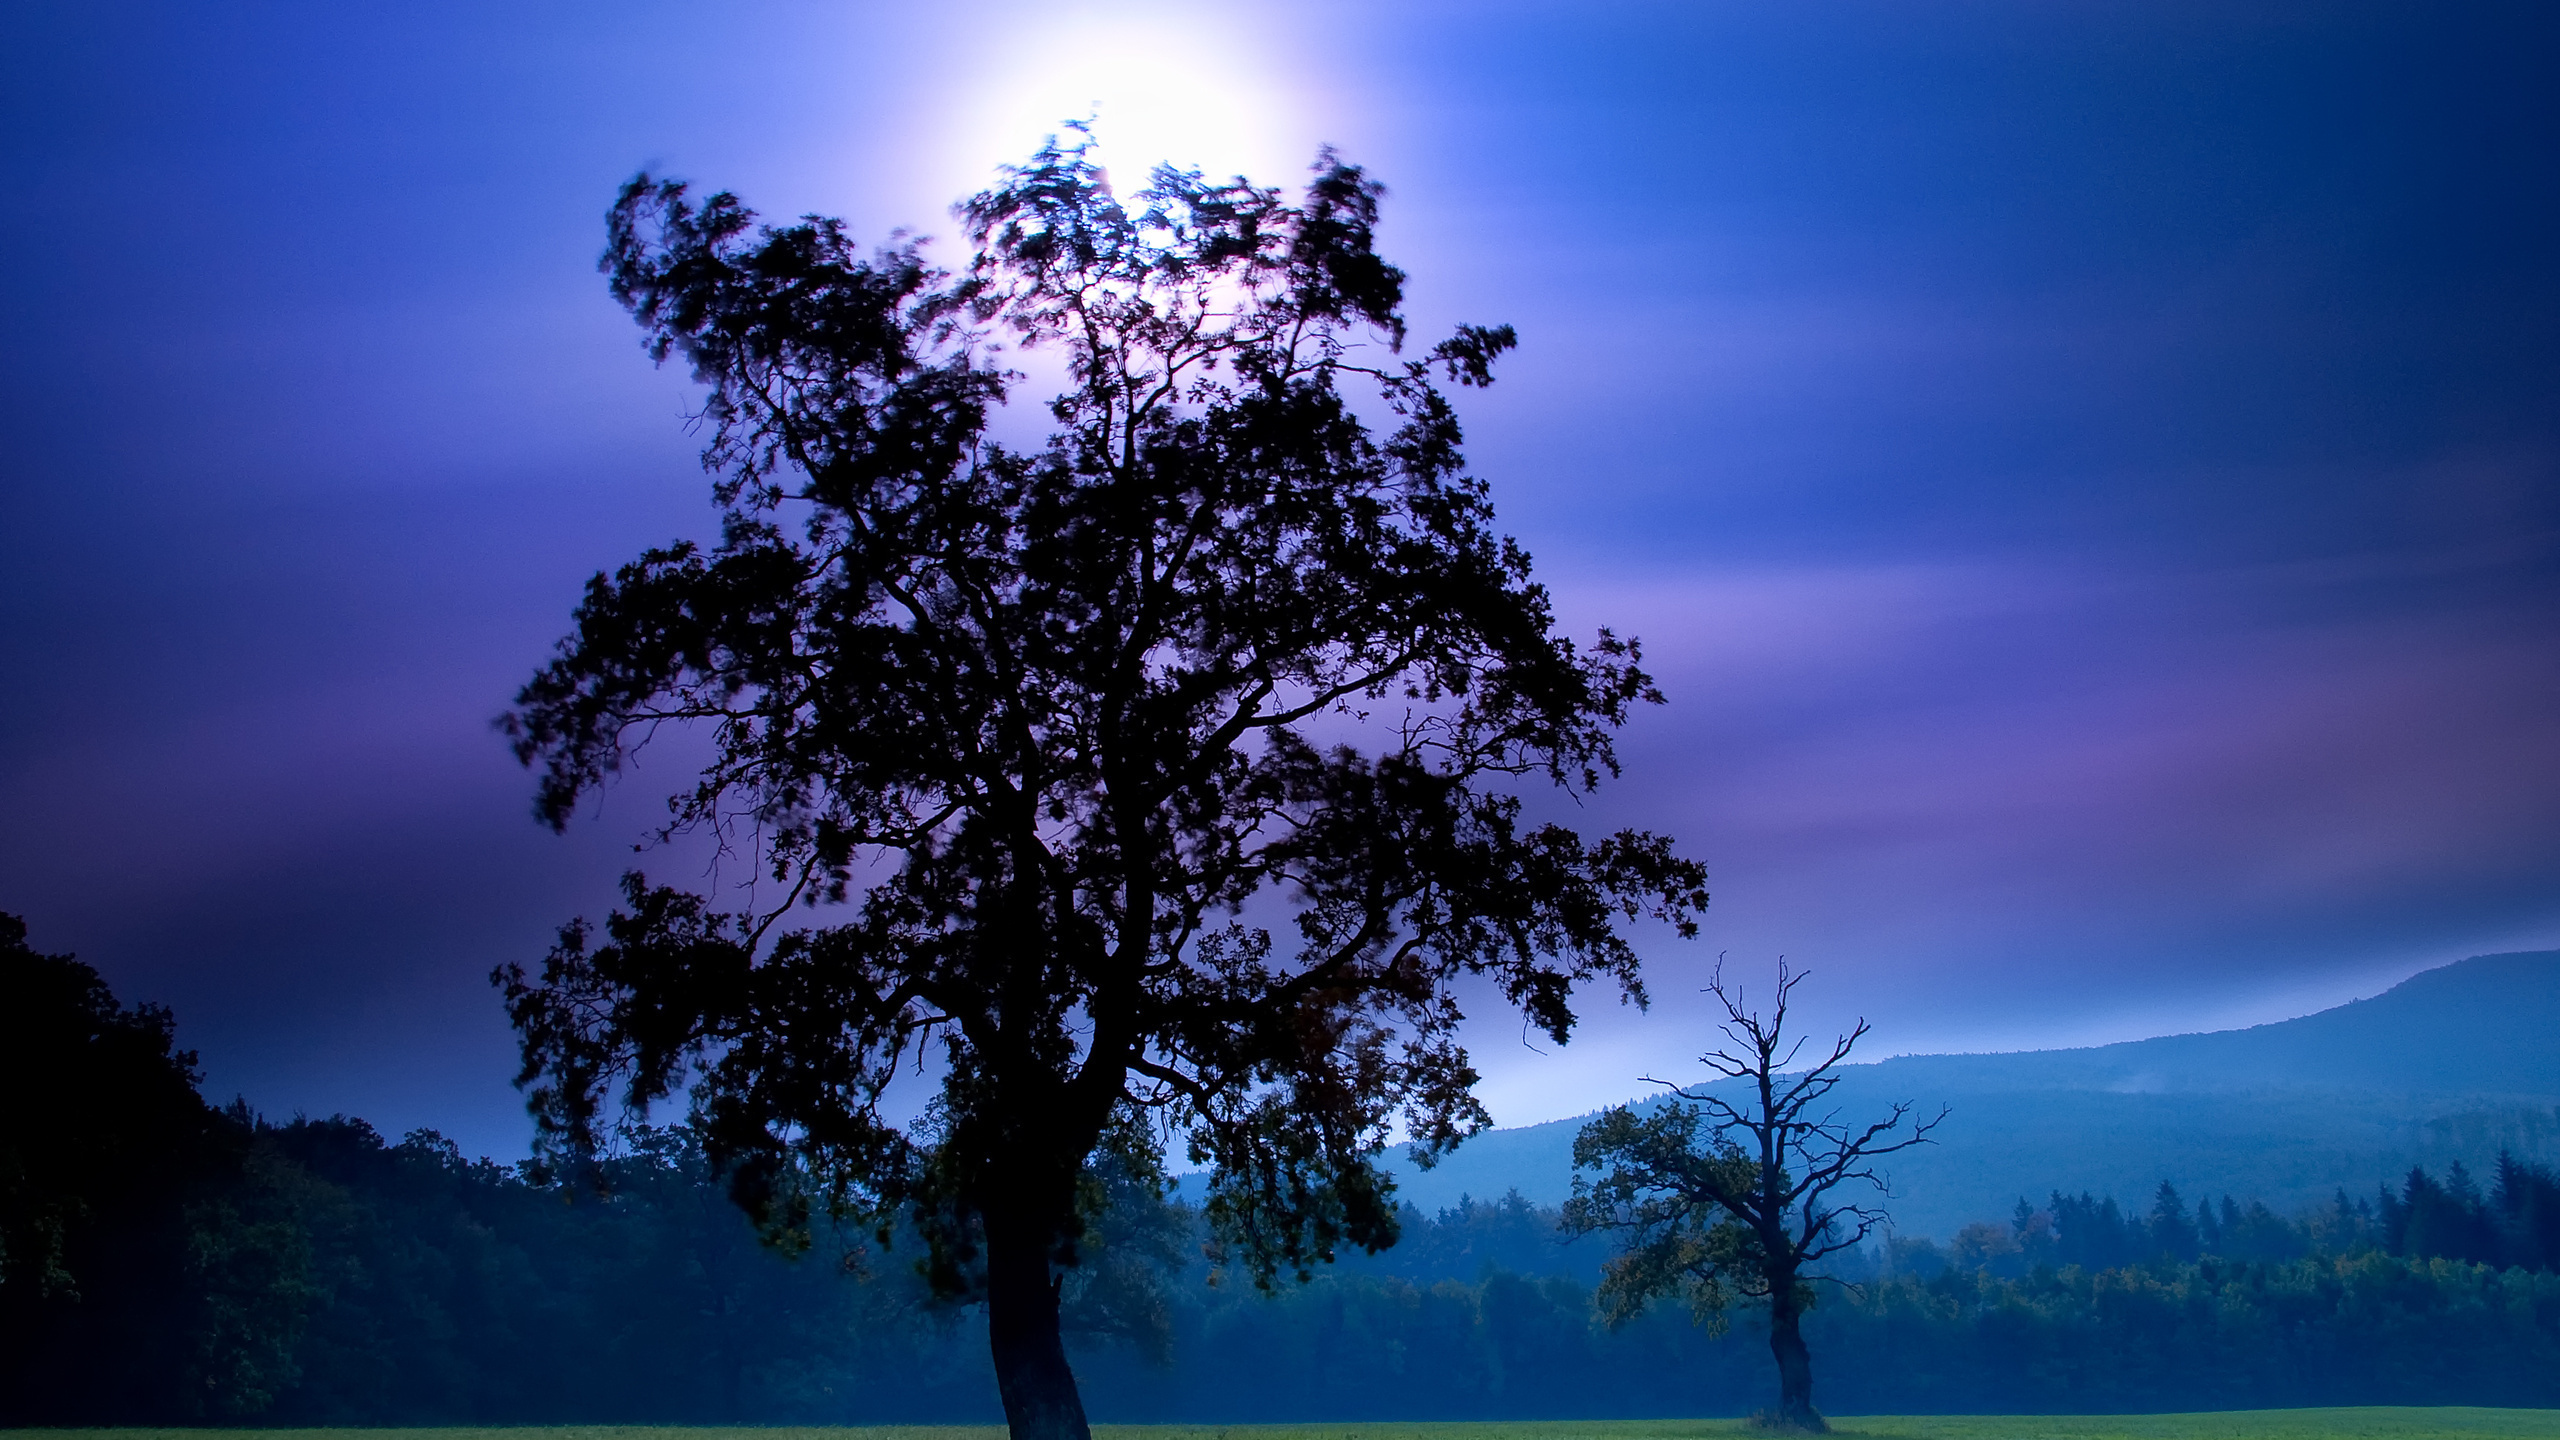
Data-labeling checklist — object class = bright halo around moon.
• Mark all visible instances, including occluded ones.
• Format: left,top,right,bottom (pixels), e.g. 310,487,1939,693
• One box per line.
935,6,1316,197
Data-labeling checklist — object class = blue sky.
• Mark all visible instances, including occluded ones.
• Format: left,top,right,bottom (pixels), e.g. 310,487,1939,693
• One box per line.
3,0,2554,1157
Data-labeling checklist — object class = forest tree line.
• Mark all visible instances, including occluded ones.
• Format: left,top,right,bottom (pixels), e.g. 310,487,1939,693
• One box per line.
1910,1156,2560,1278
9,917,2560,1424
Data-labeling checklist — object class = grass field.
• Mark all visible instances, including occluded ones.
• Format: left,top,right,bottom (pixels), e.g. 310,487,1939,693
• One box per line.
17,1413,2560,1440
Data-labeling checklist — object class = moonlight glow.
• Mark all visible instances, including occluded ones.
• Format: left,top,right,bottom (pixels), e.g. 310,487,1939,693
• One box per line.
940,8,1313,192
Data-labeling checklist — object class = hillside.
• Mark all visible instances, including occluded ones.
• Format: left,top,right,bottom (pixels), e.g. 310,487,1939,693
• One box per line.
1380,949,2560,1238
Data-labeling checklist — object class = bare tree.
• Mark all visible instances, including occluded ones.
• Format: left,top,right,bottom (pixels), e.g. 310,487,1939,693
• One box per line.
1566,961,1943,1432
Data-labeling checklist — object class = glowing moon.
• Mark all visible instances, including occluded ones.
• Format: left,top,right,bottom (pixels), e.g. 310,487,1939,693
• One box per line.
938,6,1316,195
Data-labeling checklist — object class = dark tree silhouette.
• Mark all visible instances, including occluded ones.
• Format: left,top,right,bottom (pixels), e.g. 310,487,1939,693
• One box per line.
1566,962,1940,1432
0,914,287,1423
2146,1180,2199,1261
0,914,210,1312
495,131,1706,1440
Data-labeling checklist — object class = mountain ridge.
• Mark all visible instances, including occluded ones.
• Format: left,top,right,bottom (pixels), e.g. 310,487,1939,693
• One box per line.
1377,948,2560,1238
1849,948,2560,1096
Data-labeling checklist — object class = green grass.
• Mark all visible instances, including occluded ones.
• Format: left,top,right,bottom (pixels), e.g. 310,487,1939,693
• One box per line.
17,1413,2560,1440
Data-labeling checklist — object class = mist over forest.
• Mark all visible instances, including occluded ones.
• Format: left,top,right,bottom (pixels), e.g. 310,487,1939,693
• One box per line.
11,919,2559,1426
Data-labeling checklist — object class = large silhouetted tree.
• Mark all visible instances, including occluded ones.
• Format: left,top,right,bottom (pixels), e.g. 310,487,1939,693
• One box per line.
495,131,1706,1440
1566,963,1940,1432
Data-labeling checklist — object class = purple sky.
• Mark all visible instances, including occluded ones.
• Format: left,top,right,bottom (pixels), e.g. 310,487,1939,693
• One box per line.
4,0,2555,1158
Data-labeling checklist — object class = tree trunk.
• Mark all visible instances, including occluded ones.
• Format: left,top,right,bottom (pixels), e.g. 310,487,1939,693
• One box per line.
1766,1276,1826,1432
984,1205,1091,1440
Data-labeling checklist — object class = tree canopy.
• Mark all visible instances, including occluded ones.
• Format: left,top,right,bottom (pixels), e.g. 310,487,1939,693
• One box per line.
496,131,1706,1440
0,915,296,1421
0,913,221,1307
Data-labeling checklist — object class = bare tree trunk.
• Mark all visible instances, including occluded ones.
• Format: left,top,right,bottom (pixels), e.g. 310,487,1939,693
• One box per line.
985,1204,1091,1440
1766,1276,1826,1432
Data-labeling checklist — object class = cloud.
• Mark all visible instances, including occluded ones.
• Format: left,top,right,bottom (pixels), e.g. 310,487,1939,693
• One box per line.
1461,548,2560,1115
6,0,2556,1147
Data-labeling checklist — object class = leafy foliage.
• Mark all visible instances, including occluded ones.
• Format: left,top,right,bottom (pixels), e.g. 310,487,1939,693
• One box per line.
0,916,322,1421
0,914,212,1301
493,127,1703,1433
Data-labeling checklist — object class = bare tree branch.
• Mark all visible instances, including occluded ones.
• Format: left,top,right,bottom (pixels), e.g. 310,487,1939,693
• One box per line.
1566,959,1942,1432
